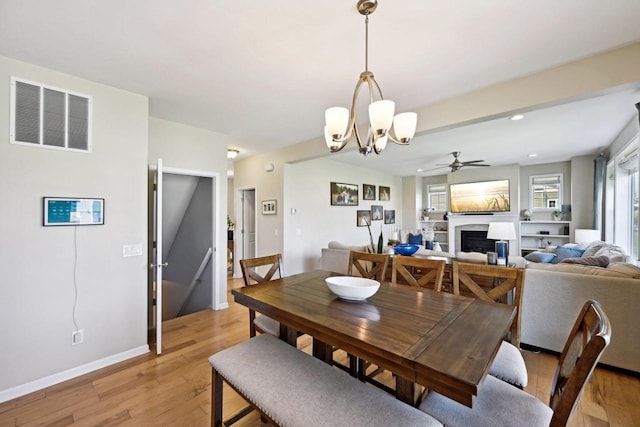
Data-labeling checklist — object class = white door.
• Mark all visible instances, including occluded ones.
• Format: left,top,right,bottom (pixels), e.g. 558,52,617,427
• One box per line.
152,158,167,355
242,189,256,259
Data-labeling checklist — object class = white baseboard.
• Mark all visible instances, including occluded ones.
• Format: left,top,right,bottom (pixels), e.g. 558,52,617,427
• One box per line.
0,345,150,404
215,302,229,310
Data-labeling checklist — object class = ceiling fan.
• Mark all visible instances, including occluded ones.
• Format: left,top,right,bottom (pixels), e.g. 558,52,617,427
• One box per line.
434,151,491,172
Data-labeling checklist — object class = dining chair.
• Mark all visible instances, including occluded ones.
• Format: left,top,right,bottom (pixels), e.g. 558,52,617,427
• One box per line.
391,256,446,290
452,261,528,388
339,251,390,377
347,250,390,281
419,299,611,427
239,254,285,338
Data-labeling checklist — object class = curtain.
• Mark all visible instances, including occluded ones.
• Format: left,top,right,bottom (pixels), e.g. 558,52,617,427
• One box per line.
593,153,606,230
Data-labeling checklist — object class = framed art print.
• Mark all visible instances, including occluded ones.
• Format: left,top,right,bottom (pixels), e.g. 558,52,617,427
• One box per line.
357,210,371,227
363,184,376,200
331,182,358,206
262,199,277,215
379,186,390,201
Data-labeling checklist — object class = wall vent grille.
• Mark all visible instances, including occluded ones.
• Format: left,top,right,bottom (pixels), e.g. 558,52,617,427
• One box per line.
10,77,92,152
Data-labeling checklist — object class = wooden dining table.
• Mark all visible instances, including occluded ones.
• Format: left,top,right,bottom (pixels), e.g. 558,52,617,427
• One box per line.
232,270,515,408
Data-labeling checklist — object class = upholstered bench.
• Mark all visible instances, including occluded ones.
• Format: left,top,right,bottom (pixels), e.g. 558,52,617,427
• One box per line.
209,334,443,427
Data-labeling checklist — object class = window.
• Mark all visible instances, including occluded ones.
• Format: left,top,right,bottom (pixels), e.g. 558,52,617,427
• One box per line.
607,137,639,260
427,184,447,212
10,77,92,152
530,174,563,211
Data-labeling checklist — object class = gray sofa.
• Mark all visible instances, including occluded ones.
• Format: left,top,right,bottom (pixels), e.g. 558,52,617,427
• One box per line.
319,241,640,373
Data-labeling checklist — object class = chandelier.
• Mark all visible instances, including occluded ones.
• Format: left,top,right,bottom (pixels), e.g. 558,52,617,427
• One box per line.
324,0,417,156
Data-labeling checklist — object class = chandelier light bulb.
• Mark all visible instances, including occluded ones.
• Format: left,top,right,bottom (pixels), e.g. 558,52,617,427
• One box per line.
325,107,349,140
324,126,341,150
369,100,395,135
393,112,417,143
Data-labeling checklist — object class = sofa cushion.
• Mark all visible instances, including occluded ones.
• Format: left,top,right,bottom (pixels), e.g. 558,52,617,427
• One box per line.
606,262,640,278
328,241,370,252
524,251,556,263
525,262,630,277
560,255,610,267
551,245,585,264
581,241,607,257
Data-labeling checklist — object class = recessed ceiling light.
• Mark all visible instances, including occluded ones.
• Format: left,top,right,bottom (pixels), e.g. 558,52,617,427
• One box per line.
417,168,424,172
509,114,525,121
527,153,537,158
227,148,239,159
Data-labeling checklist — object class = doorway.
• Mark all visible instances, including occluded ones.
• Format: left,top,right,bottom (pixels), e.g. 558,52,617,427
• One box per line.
149,160,217,354
235,188,256,276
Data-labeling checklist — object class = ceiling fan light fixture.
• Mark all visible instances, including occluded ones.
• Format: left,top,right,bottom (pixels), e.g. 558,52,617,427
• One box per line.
323,0,416,156
227,148,239,159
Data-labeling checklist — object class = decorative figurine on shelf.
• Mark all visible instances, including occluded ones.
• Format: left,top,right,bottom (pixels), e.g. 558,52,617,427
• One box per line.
443,212,448,221
522,209,531,221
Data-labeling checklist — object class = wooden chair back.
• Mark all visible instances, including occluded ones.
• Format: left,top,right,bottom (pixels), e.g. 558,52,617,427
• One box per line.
240,254,284,287
391,256,446,291
452,261,525,347
239,254,284,337
549,300,611,427
347,251,389,281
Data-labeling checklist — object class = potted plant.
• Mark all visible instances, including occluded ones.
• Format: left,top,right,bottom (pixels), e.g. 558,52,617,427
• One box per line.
227,215,235,240
552,210,562,221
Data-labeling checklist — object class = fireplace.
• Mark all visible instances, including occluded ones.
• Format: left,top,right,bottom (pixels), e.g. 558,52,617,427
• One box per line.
460,230,497,253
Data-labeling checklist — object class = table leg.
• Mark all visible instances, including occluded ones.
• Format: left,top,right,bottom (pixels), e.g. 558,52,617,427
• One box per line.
396,377,417,406
279,324,298,346
312,338,333,364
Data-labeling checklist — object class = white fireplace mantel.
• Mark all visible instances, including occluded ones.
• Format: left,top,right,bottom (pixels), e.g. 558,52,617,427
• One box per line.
447,214,520,255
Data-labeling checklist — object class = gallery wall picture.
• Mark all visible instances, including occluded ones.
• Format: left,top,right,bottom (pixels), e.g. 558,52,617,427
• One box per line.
331,182,358,206
363,184,376,200
357,210,371,227
384,210,395,224
371,205,383,221
379,186,390,201
262,199,277,215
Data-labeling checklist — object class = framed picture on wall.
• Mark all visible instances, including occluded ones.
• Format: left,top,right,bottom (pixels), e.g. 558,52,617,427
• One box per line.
371,205,383,221
357,210,371,227
363,184,376,200
384,210,395,224
261,199,277,215
331,182,359,206
379,186,390,201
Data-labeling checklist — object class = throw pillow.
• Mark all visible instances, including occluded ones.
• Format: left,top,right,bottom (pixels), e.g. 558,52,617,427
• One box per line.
551,245,586,264
408,233,423,245
524,251,557,263
559,255,610,267
582,241,606,257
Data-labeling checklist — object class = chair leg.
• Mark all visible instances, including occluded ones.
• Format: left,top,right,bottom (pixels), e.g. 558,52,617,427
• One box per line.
211,368,223,427
249,310,256,337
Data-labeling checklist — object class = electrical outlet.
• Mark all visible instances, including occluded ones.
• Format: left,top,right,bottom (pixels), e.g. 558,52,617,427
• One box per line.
72,330,84,345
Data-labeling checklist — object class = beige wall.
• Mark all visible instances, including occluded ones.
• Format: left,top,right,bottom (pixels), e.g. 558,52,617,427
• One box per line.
0,56,149,400
283,158,403,274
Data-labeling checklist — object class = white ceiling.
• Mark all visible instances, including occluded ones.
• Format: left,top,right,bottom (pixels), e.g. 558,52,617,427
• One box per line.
1,0,639,175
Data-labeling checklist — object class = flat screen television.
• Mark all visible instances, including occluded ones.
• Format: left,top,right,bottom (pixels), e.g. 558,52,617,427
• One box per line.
449,179,510,214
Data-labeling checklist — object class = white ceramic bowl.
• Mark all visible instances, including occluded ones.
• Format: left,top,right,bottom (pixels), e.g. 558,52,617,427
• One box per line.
325,276,380,301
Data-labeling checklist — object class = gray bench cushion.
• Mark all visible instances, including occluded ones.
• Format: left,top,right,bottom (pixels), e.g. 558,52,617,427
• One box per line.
209,334,443,427
419,374,552,427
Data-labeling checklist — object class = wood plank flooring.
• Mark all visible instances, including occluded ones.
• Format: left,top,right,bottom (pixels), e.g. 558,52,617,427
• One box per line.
1,277,638,426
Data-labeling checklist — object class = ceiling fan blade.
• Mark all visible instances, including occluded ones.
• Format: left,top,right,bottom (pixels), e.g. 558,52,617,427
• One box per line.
461,160,485,165
421,165,449,172
465,163,491,167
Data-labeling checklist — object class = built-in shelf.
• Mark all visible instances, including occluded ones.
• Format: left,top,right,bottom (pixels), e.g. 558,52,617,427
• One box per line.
420,219,449,251
519,220,571,255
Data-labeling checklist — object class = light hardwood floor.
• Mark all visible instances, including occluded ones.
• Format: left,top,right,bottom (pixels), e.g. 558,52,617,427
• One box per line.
1,277,639,426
